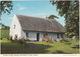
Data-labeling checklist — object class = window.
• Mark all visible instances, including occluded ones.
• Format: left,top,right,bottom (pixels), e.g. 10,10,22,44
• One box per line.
44,33,48,36
26,33,29,38
57,33,59,38
14,25,16,29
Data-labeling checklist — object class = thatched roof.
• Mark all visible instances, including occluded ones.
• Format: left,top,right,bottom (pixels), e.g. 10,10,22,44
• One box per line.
16,14,65,33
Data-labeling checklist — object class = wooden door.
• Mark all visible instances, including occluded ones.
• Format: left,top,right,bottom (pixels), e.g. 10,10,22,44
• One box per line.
37,33,39,41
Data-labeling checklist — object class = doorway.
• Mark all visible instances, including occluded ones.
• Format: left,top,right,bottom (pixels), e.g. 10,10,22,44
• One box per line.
37,33,39,41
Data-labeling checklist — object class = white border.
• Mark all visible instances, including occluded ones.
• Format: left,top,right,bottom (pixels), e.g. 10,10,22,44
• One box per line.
0,0,80,57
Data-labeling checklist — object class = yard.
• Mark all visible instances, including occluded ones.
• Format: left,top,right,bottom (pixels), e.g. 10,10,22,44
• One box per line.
0,38,80,54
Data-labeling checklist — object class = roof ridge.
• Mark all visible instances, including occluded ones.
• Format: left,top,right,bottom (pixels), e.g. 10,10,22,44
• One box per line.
15,14,56,21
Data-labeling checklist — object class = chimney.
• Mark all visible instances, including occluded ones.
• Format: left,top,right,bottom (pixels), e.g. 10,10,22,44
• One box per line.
45,17,48,19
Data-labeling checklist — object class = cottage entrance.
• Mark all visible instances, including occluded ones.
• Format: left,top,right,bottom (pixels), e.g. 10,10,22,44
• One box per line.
37,33,39,41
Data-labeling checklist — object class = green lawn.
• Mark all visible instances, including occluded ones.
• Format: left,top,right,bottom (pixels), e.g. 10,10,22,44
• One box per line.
0,29,9,38
1,38,80,54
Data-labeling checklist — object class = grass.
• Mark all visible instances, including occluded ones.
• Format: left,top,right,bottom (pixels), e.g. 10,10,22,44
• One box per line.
0,29,9,38
1,38,80,54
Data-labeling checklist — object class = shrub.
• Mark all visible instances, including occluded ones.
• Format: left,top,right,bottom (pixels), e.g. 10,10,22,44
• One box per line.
54,39,57,42
68,32,75,38
7,37,9,41
7,36,10,41
18,38,27,47
26,38,30,41
0,38,2,40
42,38,49,42
59,38,64,42
65,32,76,38
9,36,14,42
42,38,53,43
49,39,53,43
19,38,26,44
42,38,45,42
64,40,69,42
49,37,53,43
75,36,79,41
19,39,23,44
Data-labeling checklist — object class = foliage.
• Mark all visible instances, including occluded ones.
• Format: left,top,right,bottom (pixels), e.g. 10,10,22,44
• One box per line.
42,38,49,42
48,15,58,19
19,38,26,45
65,32,75,38
59,38,64,42
26,38,30,41
54,39,57,42
0,23,10,30
51,0,79,39
9,36,14,42
7,36,10,41
0,29,9,38
42,38,53,43
68,32,75,38
0,1,13,15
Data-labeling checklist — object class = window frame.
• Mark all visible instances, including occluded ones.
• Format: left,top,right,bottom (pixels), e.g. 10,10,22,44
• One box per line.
57,33,59,38
14,25,16,29
26,32,29,38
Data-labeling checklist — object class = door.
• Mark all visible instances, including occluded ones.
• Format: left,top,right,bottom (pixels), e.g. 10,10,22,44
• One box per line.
37,33,39,41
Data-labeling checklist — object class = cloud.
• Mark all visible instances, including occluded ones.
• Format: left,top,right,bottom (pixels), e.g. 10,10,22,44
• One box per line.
17,3,26,10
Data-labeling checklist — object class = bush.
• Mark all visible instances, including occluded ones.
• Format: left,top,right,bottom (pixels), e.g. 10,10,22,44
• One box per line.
59,38,64,42
54,39,57,42
26,38,30,41
19,38,26,44
7,36,10,41
0,38,2,40
65,32,76,38
18,38,27,47
42,38,49,42
42,38,53,43
9,36,14,42
64,40,69,42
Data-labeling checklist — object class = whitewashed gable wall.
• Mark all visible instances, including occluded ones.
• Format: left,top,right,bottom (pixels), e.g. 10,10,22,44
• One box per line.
10,15,22,40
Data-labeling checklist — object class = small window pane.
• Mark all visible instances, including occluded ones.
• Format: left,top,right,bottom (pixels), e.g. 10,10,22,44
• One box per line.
14,25,16,29
26,33,29,37
57,33,59,38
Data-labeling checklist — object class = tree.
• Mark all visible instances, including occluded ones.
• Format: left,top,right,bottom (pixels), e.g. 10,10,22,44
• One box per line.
0,1,13,28
51,0,79,39
0,1,13,15
0,23,10,30
48,15,58,19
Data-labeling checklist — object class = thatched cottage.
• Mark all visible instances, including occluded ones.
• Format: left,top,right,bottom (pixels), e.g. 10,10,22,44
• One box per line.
10,14,65,41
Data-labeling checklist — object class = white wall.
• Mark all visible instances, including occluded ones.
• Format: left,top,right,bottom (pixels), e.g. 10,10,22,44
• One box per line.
21,31,37,40
48,33,58,40
21,31,63,41
10,15,22,40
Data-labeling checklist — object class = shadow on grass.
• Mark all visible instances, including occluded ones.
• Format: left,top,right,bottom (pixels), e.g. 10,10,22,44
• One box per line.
71,45,80,49
51,50,70,54
1,42,52,54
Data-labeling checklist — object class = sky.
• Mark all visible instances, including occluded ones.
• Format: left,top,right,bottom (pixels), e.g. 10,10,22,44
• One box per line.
1,1,65,26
